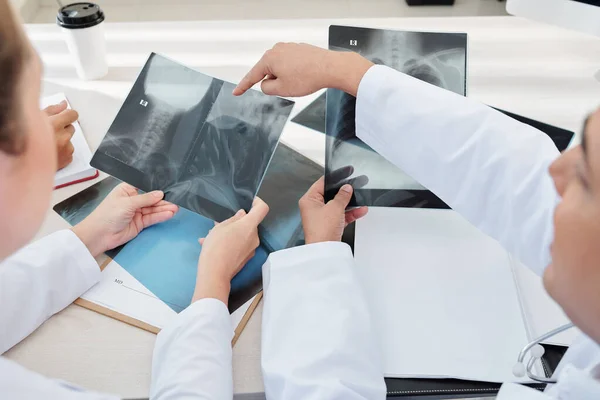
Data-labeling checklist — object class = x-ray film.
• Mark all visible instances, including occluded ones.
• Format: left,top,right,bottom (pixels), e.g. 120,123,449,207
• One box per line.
325,26,467,208
53,176,269,313
91,53,295,222
257,143,323,251
55,143,323,313
291,93,327,134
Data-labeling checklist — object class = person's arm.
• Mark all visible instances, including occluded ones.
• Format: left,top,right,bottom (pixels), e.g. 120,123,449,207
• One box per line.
234,44,559,275
261,179,385,400
0,230,100,354
354,65,559,275
149,299,234,400
0,183,178,354
150,199,269,400
261,243,385,400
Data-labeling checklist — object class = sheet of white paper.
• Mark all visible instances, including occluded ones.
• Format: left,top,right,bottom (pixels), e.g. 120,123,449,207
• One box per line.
355,208,531,383
511,260,579,346
40,93,96,187
81,260,253,331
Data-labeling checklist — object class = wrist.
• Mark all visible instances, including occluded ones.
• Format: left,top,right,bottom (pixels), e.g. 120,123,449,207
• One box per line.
305,237,339,245
71,219,106,259
329,51,374,97
304,234,321,245
192,268,231,305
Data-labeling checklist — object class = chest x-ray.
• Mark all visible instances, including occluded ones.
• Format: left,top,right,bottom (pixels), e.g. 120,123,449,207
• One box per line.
325,26,467,208
91,53,294,222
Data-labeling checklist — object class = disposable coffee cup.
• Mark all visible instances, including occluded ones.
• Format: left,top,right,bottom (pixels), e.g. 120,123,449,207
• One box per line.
57,3,108,80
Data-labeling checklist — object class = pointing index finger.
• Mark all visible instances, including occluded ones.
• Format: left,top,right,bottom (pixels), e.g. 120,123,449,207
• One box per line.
233,56,270,96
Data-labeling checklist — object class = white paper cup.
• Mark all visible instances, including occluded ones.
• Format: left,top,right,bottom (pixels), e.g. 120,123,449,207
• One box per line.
57,3,108,80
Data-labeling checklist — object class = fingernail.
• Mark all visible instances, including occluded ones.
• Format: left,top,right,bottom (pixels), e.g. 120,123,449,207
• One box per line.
152,190,163,198
60,100,67,106
236,209,245,216
341,184,352,193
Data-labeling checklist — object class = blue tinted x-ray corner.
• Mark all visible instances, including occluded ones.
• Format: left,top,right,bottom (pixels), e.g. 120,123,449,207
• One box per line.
113,206,267,313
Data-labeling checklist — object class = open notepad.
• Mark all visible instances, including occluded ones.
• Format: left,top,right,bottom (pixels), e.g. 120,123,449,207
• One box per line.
41,93,98,189
78,259,257,341
355,207,578,383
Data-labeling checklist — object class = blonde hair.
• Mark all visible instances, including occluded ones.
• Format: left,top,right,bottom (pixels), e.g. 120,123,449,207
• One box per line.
0,0,30,155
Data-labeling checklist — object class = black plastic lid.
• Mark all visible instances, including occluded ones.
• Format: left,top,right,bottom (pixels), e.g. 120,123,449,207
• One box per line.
56,3,104,29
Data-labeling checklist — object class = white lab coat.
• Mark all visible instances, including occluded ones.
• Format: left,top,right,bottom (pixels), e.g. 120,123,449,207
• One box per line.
260,65,600,399
3,64,600,400
0,229,236,399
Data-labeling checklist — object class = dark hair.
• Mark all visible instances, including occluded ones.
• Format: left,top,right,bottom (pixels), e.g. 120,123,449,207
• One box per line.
0,0,29,155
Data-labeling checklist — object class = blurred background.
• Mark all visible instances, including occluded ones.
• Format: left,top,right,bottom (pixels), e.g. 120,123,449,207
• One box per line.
11,0,508,23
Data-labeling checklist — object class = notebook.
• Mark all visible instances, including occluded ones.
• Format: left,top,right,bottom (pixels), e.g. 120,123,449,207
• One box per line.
354,208,578,383
41,93,98,189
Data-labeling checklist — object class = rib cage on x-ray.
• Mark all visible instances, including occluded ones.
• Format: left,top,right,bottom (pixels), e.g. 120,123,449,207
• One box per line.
92,53,294,222
325,26,467,208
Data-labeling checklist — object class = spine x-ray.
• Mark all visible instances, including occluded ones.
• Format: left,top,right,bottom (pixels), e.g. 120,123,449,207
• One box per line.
325,25,467,208
91,53,295,222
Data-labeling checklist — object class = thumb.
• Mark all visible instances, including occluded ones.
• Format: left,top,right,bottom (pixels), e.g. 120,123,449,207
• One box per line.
328,184,353,211
261,78,281,95
247,197,269,225
221,209,246,226
130,190,164,209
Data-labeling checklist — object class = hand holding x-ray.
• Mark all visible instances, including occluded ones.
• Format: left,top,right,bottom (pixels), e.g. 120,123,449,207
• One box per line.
194,198,269,305
299,175,368,245
325,165,369,200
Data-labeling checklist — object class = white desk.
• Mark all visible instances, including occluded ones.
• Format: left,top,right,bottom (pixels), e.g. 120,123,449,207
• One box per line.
5,16,599,398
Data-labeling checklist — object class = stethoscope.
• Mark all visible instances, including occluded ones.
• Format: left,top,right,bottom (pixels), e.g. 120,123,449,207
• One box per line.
512,323,575,384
